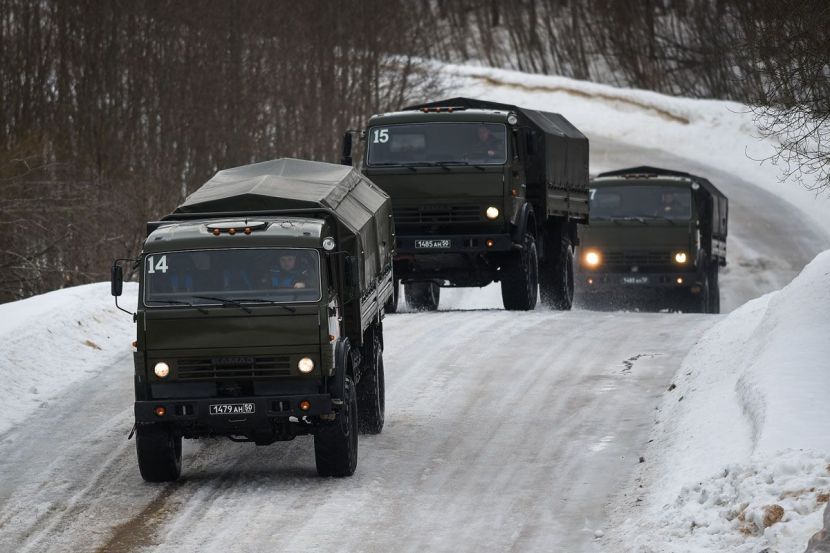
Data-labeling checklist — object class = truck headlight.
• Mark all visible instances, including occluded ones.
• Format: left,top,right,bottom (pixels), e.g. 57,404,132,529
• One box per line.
154,362,170,378
674,252,688,264
584,250,601,268
485,206,500,220
298,357,315,374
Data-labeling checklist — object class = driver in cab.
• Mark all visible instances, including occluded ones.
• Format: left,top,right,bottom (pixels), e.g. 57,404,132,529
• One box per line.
269,253,307,289
472,124,504,160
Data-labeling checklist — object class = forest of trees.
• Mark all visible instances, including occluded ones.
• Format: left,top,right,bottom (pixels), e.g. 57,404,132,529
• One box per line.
1,0,827,302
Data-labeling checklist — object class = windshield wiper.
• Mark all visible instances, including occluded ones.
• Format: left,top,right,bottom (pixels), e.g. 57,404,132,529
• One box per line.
620,216,648,225
239,298,297,313
191,295,252,314
435,161,486,171
146,299,209,315
642,215,677,225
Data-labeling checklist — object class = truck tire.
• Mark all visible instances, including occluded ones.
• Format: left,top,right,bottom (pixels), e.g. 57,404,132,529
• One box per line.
314,376,358,477
540,236,574,310
136,423,182,482
501,233,539,311
708,265,720,314
404,281,440,311
384,279,400,314
357,337,385,435
686,273,710,313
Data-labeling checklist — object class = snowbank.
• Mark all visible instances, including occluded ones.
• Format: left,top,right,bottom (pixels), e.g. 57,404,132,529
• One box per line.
441,63,830,239
611,250,830,552
0,283,137,436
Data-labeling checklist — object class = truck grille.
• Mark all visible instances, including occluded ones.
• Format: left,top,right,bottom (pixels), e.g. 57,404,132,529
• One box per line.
176,356,291,380
604,251,673,266
393,205,482,224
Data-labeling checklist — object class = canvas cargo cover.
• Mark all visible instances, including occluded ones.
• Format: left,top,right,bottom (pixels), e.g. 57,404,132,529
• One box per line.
405,97,589,196
597,166,728,238
173,158,394,290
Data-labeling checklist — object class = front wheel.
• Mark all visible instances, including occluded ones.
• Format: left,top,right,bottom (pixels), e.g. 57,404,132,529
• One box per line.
404,281,440,311
501,233,539,311
136,423,182,482
708,265,720,314
314,377,358,477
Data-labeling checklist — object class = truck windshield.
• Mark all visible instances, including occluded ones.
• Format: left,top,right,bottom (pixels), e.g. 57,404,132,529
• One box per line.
143,248,322,306
367,122,507,166
590,185,692,221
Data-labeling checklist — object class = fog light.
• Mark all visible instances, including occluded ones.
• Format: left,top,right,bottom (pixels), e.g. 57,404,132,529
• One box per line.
485,206,500,220
154,362,170,378
674,252,688,264
584,250,601,267
486,239,495,248
587,277,594,285
322,237,336,251
299,400,311,411
676,277,684,285
154,406,166,417
298,357,315,373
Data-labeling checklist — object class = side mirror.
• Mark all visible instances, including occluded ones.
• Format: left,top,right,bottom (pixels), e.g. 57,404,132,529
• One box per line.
111,265,124,297
340,132,353,166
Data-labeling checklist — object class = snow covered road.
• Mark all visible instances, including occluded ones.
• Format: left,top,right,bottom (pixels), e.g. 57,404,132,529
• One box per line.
0,308,710,552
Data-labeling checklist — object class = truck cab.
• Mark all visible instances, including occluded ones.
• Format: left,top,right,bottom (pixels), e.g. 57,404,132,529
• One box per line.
112,159,393,481
354,97,589,312
576,166,728,313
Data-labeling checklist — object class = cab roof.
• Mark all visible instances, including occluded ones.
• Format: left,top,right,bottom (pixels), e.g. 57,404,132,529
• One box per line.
595,166,726,200
143,217,327,254
368,108,510,125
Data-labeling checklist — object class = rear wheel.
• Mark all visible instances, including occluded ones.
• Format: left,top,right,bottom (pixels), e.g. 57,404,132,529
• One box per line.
404,281,440,311
540,236,574,310
136,423,182,482
384,279,400,314
357,334,385,434
501,233,539,311
315,377,358,477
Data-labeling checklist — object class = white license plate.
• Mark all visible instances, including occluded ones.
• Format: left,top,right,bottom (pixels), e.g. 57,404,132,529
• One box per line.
415,239,451,249
209,403,255,415
622,276,650,285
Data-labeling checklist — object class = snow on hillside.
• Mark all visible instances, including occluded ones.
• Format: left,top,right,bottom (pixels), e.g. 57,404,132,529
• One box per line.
607,250,830,552
0,283,137,437
440,63,830,238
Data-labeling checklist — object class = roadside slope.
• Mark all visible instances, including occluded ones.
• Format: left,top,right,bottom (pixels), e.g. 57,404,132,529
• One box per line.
607,250,830,552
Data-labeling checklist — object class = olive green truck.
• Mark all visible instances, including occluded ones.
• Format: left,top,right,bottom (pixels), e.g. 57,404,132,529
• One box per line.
111,158,394,481
343,97,589,311
576,166,728,313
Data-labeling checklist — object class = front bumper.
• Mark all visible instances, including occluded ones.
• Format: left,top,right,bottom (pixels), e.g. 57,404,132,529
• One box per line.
135,393,333,428
576,271,700,293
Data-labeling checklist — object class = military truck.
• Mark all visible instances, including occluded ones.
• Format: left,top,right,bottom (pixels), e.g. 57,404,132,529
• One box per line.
110,158,395,481
342,97,589,311
576,166,727,313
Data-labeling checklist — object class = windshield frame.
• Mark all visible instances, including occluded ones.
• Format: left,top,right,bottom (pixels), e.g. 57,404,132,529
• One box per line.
365,121,509,167
589,184,694,222
141,247,324,308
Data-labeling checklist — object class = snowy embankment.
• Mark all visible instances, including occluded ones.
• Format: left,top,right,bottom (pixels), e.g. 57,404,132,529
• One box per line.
0,283,137,437
610,251,830,552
